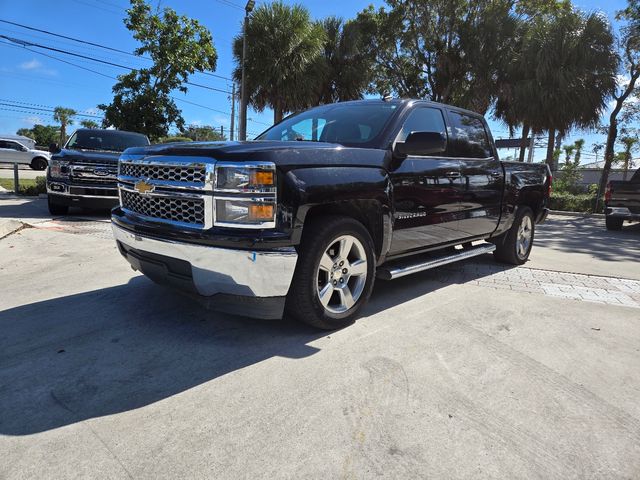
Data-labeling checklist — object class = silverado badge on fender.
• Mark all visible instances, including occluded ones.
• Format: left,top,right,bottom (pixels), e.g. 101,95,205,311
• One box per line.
134,179,155,195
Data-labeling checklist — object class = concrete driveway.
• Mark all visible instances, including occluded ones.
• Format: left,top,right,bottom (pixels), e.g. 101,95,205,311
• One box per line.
1,197,639,479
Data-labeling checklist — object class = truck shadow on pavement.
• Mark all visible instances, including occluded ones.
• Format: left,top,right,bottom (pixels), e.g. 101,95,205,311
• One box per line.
0,195,111,221
0,257,511,436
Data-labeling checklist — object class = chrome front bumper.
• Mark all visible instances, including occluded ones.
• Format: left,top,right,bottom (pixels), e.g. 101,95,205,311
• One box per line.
605,206,640,220
112,224,298,300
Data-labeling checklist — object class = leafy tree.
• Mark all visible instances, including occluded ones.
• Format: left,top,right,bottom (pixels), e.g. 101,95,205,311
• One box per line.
53,107,77,145
16,125,59,146
598,0,640,199
100,0,218,140
563,144,575,166
311,17,374,104
592,142,604,162
80,119,99,129
180,125,226,141
355,0,521,114
232,1,326,123
157,136,193,143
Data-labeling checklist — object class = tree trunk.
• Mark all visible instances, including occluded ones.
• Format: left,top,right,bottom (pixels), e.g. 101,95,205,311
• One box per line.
546,129,556,170
598,115,618,209
59,124,66,146
519,124,530,162
274,106,283,124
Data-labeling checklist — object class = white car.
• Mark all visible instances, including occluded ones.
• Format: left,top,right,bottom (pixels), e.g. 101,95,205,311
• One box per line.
0,138,51,170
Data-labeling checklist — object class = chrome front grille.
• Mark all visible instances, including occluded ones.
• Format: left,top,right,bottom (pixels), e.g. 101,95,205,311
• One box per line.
120,162,206,183
117,155,214,229
71,161,118,181
121,190,205,226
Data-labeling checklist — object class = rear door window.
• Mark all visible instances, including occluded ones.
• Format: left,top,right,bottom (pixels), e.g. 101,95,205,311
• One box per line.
448,111,492,158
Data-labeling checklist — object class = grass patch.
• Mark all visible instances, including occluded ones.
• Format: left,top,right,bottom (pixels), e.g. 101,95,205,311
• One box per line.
0,176,47,196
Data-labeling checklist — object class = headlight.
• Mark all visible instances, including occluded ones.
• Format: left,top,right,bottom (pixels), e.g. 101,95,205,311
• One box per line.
214,198,276,228
213,162,277,229
215,162,276,192
49,159,69,178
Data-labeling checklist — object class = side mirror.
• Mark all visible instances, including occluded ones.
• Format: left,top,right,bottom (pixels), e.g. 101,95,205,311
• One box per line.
394,131,447,157
49,143,60,154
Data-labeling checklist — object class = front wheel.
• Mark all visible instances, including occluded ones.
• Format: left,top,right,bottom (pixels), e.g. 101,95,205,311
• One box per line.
493,206,535,265
605,216,624,231
30,157,48,170
48,196,69,216
286,216,376,330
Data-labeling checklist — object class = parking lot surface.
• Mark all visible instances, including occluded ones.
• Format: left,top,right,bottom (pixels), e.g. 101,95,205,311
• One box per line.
1,196,639,479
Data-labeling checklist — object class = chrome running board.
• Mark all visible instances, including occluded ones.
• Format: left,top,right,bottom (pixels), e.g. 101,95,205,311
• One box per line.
377,243,496,280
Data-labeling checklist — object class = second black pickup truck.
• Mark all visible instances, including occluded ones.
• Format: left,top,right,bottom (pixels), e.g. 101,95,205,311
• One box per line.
111,99,551,329
604,168,640,230
47,128,149,215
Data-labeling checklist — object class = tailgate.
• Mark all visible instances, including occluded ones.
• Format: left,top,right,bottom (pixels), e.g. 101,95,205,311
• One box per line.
609,181,640,214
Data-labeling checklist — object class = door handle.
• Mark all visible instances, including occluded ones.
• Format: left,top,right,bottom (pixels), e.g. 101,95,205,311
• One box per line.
444,171,461,179
490,172,502,178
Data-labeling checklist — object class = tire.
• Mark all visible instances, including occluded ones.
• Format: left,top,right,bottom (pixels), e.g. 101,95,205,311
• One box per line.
48,196,69,216
286,215,376,330
493,206,534,265
605,216,624,231
30,157,48,171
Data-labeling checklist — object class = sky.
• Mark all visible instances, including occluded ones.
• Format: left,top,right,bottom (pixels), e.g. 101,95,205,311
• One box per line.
0,0,635,164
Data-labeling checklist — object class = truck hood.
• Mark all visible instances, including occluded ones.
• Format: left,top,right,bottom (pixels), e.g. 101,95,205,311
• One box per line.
54,148,121,164
123,140,389,169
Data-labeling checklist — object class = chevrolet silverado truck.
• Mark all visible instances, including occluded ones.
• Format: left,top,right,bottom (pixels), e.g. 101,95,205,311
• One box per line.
604,168,640,230
111,99,551,330
47,128,149,215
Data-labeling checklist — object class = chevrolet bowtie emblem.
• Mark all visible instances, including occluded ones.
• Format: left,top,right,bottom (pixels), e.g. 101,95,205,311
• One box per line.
134,179,155,195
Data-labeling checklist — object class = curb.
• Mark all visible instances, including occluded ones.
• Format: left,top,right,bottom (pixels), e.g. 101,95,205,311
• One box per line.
549,210,605,218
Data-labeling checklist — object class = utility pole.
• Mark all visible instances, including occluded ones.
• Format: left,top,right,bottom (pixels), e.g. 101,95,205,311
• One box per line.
527,135,535,163
239,0,255,141
230,82,236,141
220,125,224,138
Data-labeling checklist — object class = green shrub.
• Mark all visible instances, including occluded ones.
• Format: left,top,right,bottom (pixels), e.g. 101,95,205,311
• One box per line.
549,191,603,213
0,176,47,196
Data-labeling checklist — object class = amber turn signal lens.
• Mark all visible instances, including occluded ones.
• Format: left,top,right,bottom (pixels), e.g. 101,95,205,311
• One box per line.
250,171,274,186
248,204,274,221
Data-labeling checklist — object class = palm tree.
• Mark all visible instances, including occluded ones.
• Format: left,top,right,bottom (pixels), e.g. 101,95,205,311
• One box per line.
495,8,617,171
592,143,604,163
311,17,373,105
232,2,326,123
573,139,585,164
53,107,77,145
80,119,99,129
619,136,638,180
563,145,575,166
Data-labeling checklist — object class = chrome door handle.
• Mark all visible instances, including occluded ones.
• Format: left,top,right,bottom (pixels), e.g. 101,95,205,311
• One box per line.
490,172,502,178
444,171,461,178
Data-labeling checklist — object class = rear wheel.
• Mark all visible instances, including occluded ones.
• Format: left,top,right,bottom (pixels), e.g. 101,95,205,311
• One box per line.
30,157,48,170
605,216,624,231
48,196,69,216
493,206,534,265
286,216,376,330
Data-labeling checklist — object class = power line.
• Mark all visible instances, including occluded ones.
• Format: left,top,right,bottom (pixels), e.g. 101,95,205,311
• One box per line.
0,99,100,116
0,34,233,94
0,18,233,81
0,102,103,119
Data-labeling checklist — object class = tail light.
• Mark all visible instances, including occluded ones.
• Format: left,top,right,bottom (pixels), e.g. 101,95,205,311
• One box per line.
605,182,612,203
547,173,553,197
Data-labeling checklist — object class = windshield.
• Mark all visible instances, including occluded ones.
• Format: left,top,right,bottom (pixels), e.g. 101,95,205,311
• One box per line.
257,103,399,147
66,130,149,152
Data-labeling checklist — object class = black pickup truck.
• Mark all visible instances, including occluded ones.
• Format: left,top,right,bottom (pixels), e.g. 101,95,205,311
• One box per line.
111,99,551,329
604,168,640,230
47,128,149,215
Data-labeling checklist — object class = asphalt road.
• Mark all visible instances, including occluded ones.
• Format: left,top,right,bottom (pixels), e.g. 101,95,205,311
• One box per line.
0,164,46,181
1,197,639,479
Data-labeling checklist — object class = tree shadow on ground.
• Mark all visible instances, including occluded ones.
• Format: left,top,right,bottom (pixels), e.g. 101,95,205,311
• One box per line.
535,215,640,264
0,196,110,221
0,255,513,436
